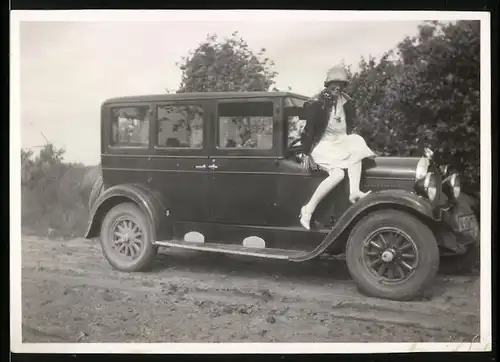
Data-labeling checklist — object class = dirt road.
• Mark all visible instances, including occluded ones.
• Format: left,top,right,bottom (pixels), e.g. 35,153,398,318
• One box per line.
21,235,480,343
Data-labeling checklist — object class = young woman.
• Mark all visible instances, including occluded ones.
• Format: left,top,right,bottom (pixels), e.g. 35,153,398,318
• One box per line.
299,65,375,230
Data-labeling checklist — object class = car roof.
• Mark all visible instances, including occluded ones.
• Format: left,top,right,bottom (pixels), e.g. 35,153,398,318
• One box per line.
102,91,310,105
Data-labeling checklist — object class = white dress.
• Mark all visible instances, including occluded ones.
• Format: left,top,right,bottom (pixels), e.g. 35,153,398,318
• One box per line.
310,96,375,172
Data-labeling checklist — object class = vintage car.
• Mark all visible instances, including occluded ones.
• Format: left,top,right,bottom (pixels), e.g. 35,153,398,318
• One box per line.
85,91,480,301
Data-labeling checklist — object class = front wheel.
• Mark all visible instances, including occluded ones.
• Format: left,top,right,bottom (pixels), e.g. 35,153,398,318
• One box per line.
346,210,440,301
100,202,158,272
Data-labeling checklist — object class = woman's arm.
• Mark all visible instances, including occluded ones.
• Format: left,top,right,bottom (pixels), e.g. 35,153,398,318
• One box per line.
300,100,322,154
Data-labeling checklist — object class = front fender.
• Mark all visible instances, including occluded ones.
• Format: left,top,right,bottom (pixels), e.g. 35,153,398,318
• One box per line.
290,189,436,262
84,183,173,241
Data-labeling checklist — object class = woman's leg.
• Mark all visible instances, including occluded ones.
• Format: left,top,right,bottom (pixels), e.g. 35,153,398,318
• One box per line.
300,168,344,230
347,160,372,203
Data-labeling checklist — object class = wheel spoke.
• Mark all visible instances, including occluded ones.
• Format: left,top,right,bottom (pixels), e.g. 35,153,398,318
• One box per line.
366,251,380,257
377,264,387,276
378,234,389,247
401,253,415,259
400,260,414,270
131,242,141,253
118,244,127,254
396,265,405,278
368,257,383,268
132,224,141,235
128,245,137,257
387,265,395,279
398,242,413,252
113,237,124,245
392,234,403,248
369,240,383,249
117,223,127,234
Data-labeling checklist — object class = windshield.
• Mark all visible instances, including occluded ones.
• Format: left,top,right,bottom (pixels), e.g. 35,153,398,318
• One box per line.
284,97,308,148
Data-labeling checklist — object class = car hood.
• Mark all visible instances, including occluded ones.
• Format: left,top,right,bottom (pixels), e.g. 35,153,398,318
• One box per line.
363,156,421,180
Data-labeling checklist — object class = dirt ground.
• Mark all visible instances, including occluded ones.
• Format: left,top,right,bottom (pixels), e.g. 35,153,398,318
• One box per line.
20,235,480,343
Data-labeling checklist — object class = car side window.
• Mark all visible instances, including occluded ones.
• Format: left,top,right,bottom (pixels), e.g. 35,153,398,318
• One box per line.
156,104,204,148
218,101,273,149
111,106,150,148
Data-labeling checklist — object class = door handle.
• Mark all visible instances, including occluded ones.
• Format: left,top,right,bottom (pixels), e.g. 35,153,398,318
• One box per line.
195,164,207,169
208,164,219,170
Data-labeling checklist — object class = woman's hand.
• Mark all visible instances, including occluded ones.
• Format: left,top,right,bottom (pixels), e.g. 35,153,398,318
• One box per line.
301,155,319,172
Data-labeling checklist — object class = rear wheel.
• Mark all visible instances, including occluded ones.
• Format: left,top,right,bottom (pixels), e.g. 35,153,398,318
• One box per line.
346,210,439,301
100,203,158,272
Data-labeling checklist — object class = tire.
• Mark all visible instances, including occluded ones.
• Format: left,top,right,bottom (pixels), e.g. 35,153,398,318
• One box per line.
346,210,440,301
88,175,104,210
100,202,158,272
439,243,479,275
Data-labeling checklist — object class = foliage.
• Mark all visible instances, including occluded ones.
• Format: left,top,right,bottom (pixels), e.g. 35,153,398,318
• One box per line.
176,32,278,93
347,20,480,189
21,144,98,238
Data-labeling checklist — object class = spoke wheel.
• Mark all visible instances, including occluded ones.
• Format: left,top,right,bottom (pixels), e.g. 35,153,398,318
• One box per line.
346,210,439,301
100,203,158,272
362,227,419,283
109,217,146,261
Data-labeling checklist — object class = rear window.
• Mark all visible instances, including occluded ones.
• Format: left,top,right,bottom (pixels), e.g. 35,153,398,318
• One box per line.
110,106,150,148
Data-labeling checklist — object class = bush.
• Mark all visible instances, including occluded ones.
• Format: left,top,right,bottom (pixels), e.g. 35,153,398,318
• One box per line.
21,144,99,239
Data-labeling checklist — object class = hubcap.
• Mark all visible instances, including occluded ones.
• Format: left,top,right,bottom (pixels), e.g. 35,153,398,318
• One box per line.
362,227,419,282
110,217,144,260
381,249,395,262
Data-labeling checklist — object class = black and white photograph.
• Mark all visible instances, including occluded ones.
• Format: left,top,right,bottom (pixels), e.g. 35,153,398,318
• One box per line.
10,10,492,354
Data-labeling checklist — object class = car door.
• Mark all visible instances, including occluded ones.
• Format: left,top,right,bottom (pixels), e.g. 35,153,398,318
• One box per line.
207,97,281,226
149,100,211,223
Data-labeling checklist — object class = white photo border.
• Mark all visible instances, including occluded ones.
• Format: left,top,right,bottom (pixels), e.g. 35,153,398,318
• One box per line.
10,9,492,354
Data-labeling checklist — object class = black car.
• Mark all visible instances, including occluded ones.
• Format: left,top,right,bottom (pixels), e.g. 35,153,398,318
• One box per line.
85,91,480,301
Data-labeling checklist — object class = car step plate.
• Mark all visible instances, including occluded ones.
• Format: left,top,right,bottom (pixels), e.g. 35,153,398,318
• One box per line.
155,240,306,260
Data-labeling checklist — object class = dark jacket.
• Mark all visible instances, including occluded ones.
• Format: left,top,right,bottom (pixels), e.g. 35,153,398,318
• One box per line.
300,93,357,155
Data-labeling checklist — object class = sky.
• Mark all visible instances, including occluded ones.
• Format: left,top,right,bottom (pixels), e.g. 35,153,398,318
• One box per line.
19,18,427,165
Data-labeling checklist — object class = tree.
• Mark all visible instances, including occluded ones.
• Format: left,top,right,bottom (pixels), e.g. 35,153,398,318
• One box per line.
348,20,480,189
176,32,278,93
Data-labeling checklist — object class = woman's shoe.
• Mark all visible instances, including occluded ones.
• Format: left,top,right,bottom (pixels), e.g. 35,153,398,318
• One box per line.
299,206,312,231
349,190,372,204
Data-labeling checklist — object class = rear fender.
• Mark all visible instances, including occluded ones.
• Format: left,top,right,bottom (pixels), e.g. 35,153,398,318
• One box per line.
290,189,437,262
84,183,173,242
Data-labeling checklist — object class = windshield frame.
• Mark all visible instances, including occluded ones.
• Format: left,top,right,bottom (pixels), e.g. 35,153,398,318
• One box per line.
283,96,308,150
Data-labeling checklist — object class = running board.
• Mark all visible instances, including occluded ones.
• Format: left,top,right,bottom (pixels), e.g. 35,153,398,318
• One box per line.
155,240,307,260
